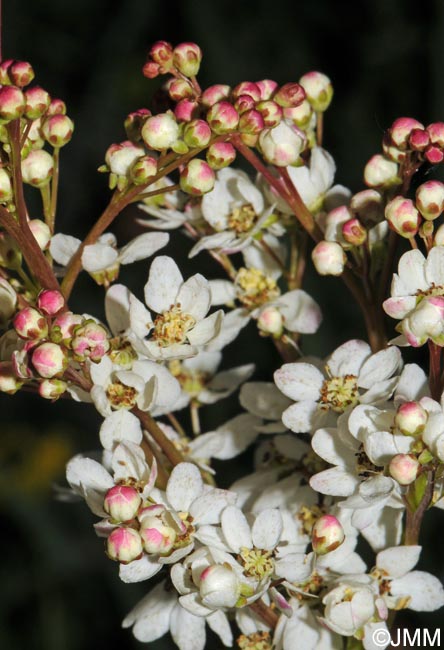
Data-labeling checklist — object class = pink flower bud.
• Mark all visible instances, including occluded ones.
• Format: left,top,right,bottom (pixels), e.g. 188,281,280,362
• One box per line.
14,307,48,340
41,114,74,147
274,82,306,108
142,61,160,79
394,401,428,436
167,78,194,103
256,100,283,127
200,564,240,608
234,94,256,114
21,150,54,187
238,109,265,135
106,527,143,563
37,290,65,316
105,141,145,177
0,362,22,394
259,121,305,166
71,321,110,362
139,516,176,555
416,181,444,221
124,108,151,142
382,134,405,163
206,142,236,169
173,42,202,77
206,101,239,134
0,85,26,120
28,219,51,250
0,59,13,84
364,154,400,188
9,61,35,87
385,196,421,238
104,485,141,523
232,81,261,102
257,305,284,337
256,79,278,100
201,84,231,108
299,71,333,112
311,514,345,555
402,296,444,347
142,113,180,150
342,218,367,246
389,117,424,149
409,128,430,151
426,122,444,147
39,378,67,400
51,311,83,342
424,145,444,164
324,205,353,243
47,98,66,116
31,342,68,378
0,167,12,201
180,159,215,195
312,241,346,276
183,119,212,147
129,155,158,184
149,41,174,68
389,454,420,485
174,98,199,123
283,100,313,129
24,86,51,119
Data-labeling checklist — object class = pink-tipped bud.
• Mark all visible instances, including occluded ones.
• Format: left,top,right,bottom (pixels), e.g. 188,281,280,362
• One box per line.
139,516,176,555
238,109,265,135
28,219,51,250
105,141,145,176
0,85,26,120
259,122,305,166
24,86,51,119
31,342,68,378
312,240,346,276
180,159,215,195
402,296,444,347
424,145,444,164
273,82,306,108
0,167,12,201
0,362,22,394
426,122,444,147
124,108,151,142
201,84,231,108
382,134,405,163
389,454,420,485
232,81,261,102
324,205,352,243
206,101,239,134
149,41,174,68
234,94,256,114
183,119,212,147
200,564,241,608
142,61,160,79
41,114,74,147
206,141,236,169
51,311,83,342
0,59,14,85
416,181,444,221
21,150,54,187
311,514,345,555
47,98,66,116
142,113,180,150
13,307,48,340
37,290,65,316
9,61,34,87
364,154,401,188
71,321,110,362
106,527,143,563
39,378,67,400
174,98,199,123
104,485,141,523
257,305,284,337
342,218,367,246
256,79,279,100
168,78,194,102
394,401,428,436
385,196,421,238
299,71,333,112
409,128,430,151
173,42,202,77
256,100,283,127
283,99,313,129
129,155,158,184
389,117,424,149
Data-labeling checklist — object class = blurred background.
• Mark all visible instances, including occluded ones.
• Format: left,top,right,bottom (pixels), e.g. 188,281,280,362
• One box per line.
1,0,444,648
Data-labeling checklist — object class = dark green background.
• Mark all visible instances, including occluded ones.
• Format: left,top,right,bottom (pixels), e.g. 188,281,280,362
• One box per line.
1,1,443,648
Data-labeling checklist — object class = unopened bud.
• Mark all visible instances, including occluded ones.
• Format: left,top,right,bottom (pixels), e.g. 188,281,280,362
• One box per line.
21,150,54,187
311,514,345,555
104,485,141,523
259,121,305,166
385,196,421,238
41,114,74,147
206,142,236,169
283,99,313,128
342,218,367,246
71,321,110,362
0,85,26,120
105,141,145,177
0,362,22,394
14,307,48,340
51,311,83,342
142,61,160,79
106,527,143,563
312,241,346,276
149,41,174,69
9,61,34,87
424,145,444,165
174,98,199,123
200,564,240,608
232,81,261,101
129,156,158,184
168,78,194,102
409,128,430,151
201,84,231,108
299,71,333,112
256,79,278,100
206,101,239,134
47,98,66,116
142,113,180,150
24,86,51,119
37,289,65,316
394,401,428,436
28,219,51,250
273,82,306,108
39,378,67,400
389,117,424,149
139,516,176,555
350,189,383,223
257,306,284,337
402,296,444,347
234,94,256,114
173,42,202,77
238,109,265,135
31,342,68,378
256,100,283,127
124,108,151,142
324,205,353,242
180,159,215,195
183,119,212,147
389,454,420,485
426,122,444,147
0,59,13,85
364,154,401,188
416,181,444,221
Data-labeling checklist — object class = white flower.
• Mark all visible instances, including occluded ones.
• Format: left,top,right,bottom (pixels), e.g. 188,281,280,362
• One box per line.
274,341,401,433
274,599,342,650
137,176,201,230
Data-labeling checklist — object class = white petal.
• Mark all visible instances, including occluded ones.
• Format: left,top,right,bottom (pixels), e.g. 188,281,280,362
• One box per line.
66,455,113,516
274,363,324,401
50,233,81,266
208,279,237,306
187,310,223,346
122,582,174,640
275,553,312,582
190,488,236,525
129,293,153,338
82,243,118,272
364,431,412,466
178,593,214,617
144,255,183,313
311,427,355,466
99,410,143,450
205,308,250,351
119,232,169,264
359,347,401,387
425,245,444,286
276,290,322,334
170,604,206,650
196,413,260,459
201,363,255,404
309,467,359,496
119,555,162,584
394,363,429,405
189,231,234,257
221,505,252,552
240,382,291,419
207,610,233,647
327,340,371,377
282,401,319,433
390,571,444,611
167,462,203,511
377,545,421,578
105,284,131,335
177,274,211,320
397,248,428,293
252,508,283,549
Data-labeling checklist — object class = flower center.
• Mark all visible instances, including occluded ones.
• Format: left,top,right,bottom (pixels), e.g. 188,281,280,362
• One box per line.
416,283,444,298
228,203,258,234
294,571,324,599
297,504,325,535
168,359,210,397
106,380,138,409
320,374,359,412
109,338,137,368
237,632,272,650
355,446,384,477
152,304,196,347
239,547,274,580
235,267,280,309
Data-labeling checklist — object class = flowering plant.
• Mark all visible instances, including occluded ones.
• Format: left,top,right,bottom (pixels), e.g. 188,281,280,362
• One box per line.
1,32,444,650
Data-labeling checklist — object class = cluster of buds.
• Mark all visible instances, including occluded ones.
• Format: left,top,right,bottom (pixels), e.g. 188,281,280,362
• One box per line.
388,401,433,486
384,180,444,239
